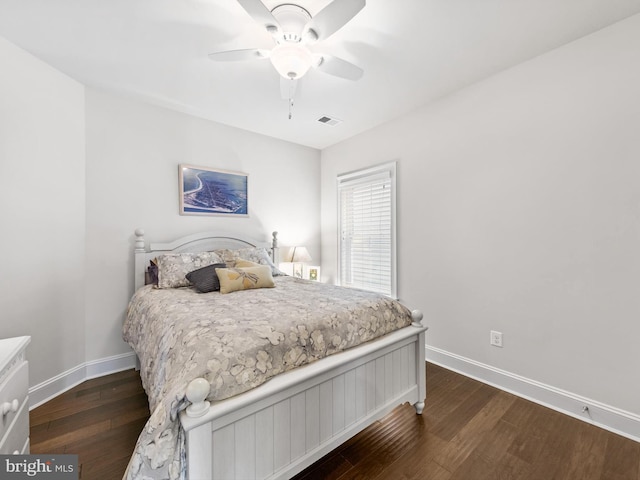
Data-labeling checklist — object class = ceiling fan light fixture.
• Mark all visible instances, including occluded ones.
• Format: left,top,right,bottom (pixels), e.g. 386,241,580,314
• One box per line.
270,43,312,79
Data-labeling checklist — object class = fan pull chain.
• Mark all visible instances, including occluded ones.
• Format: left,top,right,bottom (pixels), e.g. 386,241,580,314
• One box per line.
287,77,295,119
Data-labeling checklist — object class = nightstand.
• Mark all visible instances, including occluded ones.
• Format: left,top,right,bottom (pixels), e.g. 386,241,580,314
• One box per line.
0,336,30,454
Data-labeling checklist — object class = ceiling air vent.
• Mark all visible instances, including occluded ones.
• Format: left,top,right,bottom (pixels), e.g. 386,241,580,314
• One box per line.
317,115,342,126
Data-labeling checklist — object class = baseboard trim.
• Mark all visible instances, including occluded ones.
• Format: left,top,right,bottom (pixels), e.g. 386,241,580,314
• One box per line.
28,352,137,410
426,345,640,443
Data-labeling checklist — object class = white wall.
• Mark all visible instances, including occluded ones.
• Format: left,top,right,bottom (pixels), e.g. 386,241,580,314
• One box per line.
0,36,86,387
321,13,640,421
84,89,321,362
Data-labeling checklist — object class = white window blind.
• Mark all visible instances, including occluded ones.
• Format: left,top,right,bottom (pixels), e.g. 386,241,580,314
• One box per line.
338,162,396,297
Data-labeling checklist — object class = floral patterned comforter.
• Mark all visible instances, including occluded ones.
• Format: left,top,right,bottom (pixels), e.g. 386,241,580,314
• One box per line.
122,276,413,479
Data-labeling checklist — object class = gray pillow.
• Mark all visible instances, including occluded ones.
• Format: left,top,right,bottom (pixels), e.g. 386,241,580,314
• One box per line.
186,263,226,293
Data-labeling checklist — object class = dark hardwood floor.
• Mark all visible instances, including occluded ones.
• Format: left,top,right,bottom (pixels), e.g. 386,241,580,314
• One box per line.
30,363,640,480
29,369,149,479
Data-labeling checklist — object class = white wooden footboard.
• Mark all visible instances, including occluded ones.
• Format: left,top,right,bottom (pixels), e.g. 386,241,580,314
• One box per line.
180,312,427,480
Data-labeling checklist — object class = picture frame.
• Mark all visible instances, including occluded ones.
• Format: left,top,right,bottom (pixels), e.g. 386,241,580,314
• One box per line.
307,266,320,281
179,164,248,216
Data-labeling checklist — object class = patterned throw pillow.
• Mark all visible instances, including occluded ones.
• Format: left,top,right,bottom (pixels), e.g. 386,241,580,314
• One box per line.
234,258,259,268
214,247,284,276
156,251,224,289
215,265,275,294
185,263,226,293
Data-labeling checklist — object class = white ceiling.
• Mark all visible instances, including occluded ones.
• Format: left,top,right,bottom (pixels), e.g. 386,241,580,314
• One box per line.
1,0,640,149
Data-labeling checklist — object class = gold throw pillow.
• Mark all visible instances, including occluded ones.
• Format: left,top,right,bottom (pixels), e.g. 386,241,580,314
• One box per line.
215,265,275,294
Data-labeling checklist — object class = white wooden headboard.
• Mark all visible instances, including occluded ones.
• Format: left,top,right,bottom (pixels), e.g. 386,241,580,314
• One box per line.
133,229,279,290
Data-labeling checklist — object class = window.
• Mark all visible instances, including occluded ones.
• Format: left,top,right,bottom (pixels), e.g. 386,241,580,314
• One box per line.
338,162,396,297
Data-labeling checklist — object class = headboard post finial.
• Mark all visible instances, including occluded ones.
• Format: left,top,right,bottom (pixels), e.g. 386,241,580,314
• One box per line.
271,231,279,264
134,229,146,253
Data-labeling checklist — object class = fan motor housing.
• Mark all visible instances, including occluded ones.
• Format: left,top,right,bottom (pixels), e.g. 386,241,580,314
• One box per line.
271,4,311,42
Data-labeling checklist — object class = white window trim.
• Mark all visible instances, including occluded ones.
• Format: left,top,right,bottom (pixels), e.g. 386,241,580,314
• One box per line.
337,161,397,298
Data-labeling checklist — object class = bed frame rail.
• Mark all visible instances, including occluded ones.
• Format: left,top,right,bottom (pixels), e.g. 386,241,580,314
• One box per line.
181,311,427,480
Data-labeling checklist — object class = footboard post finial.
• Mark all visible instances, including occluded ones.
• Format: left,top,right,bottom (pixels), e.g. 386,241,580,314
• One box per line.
134,228,145,253
272,231,278,249
186,378,210,418
411,310,424,328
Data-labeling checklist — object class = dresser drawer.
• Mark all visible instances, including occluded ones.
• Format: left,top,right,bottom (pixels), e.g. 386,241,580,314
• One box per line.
0,398,29,454
0,360,29,440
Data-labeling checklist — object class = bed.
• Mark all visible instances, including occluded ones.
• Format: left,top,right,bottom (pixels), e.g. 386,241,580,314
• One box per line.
124,228,427,480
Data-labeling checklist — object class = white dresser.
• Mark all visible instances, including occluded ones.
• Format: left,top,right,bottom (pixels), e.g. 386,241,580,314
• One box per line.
0,336,30,455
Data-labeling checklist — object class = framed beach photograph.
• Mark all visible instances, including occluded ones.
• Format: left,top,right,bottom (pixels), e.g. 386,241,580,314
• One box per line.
179,164,248,216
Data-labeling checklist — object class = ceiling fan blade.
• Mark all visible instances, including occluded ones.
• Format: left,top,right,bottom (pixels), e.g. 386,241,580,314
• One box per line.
237,0,282,35
208,48,270,62
280,77,299,100
315,55,363,80
303,0,365,43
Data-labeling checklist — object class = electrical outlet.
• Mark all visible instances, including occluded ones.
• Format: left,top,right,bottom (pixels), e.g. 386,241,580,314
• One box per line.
490,330,503,347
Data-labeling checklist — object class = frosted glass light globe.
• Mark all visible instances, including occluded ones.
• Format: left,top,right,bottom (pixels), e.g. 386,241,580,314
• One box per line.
270,43,313,79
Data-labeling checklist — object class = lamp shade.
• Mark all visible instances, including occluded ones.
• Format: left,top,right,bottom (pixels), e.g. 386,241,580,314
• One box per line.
290,246,312,263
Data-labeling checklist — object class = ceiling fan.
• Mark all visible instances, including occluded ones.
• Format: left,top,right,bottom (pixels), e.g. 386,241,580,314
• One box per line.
208,0,365,116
